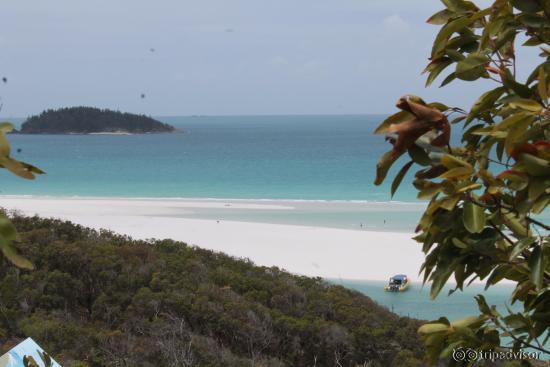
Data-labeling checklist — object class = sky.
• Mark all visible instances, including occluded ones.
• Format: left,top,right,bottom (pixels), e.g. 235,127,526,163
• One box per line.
0,0,542,117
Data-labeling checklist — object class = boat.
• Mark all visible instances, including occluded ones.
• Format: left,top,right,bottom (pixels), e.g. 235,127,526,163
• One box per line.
384,274,410,292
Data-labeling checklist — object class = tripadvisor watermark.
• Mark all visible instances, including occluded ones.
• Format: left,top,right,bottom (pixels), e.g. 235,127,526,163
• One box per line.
452,348,542,363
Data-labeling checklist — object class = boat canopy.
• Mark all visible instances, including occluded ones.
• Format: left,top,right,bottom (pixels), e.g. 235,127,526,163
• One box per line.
391,274,407,281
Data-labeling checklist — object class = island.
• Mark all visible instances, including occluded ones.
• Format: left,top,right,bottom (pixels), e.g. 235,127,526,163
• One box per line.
18,107,176,134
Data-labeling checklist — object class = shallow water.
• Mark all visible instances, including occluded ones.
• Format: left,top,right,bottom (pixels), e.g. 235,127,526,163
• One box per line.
335,279,516,321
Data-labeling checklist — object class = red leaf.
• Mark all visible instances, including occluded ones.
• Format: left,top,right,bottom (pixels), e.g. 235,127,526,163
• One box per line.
510,143,538,160
416,165,447,179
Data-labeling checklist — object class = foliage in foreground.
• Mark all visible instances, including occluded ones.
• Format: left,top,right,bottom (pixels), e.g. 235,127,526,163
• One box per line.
0,122,43,270
0,214,424,367
374,0,549,365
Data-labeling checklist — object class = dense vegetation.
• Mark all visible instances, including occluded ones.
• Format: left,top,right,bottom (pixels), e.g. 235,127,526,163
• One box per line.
374,0,549,364
0,214,424,367
19,107,175,134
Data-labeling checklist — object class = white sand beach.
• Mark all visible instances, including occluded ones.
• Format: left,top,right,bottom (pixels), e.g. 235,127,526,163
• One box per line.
0,196,425,281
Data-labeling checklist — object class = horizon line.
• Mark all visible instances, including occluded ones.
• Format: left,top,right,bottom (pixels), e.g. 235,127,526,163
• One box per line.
1,112,393,120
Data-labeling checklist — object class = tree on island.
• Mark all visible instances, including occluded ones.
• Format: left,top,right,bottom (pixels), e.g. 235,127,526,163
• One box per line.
19,107,175,134
374,0,549,364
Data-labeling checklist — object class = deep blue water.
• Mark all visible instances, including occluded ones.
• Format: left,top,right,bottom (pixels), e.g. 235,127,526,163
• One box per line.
4,115,417,201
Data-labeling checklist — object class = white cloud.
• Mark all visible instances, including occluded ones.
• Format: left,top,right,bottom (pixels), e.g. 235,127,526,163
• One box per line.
382,14,410,33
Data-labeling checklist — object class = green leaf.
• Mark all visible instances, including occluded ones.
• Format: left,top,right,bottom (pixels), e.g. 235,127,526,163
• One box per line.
451,315,482,328
0,215,17,241
503,314,528,329
498,170,528,191
430,266,456,299
0,237,34,270
442,0,479,13
470,127,507,138
517,14,549,28
520,153,550,177
440,72,457,87
0,157,36,180
455,53,490,81
538,66,548,101
20,161,45,175
441,154,472,169
527,63,544,85
391,160,414,197
375,150,402,186
510,0,543,13
485,265,512,289
509,238,536,261
502,211,531,237
495,112,533,131
523,37,543,47
493,28,517,52
455,182,482,193
0,122,15,133
438,166,472,179
417,184,443,200
508,98,543,112
428,102,450,111
467,86,505,122
475,295,492,315
408,144,431,166
505,120,534,156
373,111,413,134
529,246,544,290
418,322,450,334
427,9,454,25
452,237,469,249
496,140,505,161
463,200,485,233
0,132,11,157
445,48,465,62
451,115,466,124
503,72,534,98
432,16,476,57
528,178,549,201
532,194,550,214
440,195,461,211
426,59,453,87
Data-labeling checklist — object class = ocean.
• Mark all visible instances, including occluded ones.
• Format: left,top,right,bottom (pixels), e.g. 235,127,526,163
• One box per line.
2,115,530,322
6,115,415,200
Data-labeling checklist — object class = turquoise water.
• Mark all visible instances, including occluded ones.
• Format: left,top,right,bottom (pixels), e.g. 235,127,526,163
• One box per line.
5,115,417,201
336,279,516,321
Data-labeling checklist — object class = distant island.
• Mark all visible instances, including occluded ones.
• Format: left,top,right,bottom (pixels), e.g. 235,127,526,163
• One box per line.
18,107,176,134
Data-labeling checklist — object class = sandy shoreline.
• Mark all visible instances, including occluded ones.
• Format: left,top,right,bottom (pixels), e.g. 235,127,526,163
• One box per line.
0,196,426,281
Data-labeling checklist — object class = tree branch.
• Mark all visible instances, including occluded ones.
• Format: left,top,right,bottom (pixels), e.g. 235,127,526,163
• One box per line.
493,320,550,354
526,217,550,231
